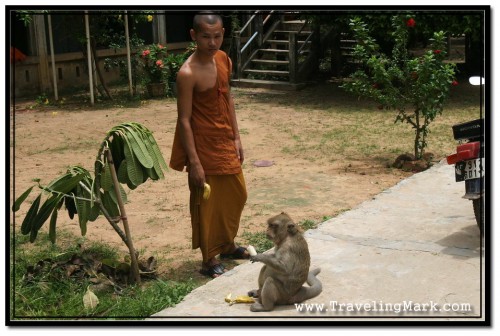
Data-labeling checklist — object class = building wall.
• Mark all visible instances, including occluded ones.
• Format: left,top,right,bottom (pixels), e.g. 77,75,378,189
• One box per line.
11,11,243,99
12,42,191,98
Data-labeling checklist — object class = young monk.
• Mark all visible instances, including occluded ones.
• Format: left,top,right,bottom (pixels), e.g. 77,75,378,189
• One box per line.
169,13,250,278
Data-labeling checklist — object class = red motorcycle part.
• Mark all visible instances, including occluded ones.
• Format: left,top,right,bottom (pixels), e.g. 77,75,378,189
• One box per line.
446,141,481,165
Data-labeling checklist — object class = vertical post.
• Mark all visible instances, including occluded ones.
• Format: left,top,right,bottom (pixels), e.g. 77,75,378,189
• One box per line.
256,14,263,46
235,34,242,79
47,15,58,101
105,149,141,284
84,12,94,105
33,14,51,93
288,32,297,83
156,11,167,45
312,24,321,74
446,34,451,55
124,11,133,97
331,31,342,78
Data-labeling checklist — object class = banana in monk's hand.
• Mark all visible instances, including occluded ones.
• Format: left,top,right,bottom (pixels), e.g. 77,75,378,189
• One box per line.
203,183,211,200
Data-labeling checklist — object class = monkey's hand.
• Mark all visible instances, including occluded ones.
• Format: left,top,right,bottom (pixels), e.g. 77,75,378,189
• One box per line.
250,254,264,263
251,253,288,274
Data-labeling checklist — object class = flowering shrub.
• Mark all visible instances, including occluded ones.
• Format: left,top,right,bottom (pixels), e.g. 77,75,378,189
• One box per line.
164,42,196,83
341,15,457,159
138,43,169,84
406,18,416,28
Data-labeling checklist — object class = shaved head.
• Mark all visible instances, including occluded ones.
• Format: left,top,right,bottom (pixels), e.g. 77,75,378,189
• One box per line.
193,12,223,31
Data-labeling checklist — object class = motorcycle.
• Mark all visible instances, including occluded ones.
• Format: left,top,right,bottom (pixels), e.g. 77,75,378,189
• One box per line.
446,76,485,235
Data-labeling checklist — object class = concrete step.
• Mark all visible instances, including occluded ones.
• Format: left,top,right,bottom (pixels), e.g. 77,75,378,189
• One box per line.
274,30,313,35
230,78,306,90
280,20,309,31
267,39,312,45
258,48,289,53
244,69,289,76
251,59,290,65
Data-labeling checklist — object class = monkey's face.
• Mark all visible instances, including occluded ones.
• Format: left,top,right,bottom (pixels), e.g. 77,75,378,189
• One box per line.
266,213,299,244
266,219,279,241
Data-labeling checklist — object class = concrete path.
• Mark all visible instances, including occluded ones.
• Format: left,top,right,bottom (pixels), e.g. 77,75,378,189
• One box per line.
150,161,485,322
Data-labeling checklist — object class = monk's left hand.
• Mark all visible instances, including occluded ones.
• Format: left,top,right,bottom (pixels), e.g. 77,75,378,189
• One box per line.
235,139,244,164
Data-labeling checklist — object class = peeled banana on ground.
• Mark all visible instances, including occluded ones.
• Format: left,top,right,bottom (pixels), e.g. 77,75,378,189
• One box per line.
225,293,255,305
203,183,211,200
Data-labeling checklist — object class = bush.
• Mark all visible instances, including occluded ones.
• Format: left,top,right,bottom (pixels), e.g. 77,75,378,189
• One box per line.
341,15,457,159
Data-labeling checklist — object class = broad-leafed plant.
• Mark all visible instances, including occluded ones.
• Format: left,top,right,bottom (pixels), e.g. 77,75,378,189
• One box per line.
13,122,168,284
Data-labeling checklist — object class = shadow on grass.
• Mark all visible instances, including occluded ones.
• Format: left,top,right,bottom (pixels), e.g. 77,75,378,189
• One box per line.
234,78,483,114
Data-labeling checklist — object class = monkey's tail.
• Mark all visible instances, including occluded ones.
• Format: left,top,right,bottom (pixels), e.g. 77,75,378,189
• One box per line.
289,268,322,304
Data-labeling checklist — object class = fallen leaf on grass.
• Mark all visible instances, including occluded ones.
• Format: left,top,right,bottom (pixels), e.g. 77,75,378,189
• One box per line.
83,286,99,310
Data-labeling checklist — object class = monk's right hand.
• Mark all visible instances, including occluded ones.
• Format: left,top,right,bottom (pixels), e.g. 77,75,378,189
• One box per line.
189,162,205,188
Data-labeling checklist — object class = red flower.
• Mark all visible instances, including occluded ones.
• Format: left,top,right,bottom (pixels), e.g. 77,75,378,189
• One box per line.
434,49,442,54
156,59,164,67
452,80,459,86
406,18,416,28
142,49,150,57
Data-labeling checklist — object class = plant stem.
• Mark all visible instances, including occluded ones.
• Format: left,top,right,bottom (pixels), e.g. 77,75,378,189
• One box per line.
105,149,141,284
98,204,128,243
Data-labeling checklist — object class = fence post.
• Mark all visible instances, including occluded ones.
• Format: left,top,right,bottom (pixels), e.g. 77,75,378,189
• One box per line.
235,34,242,79
289,32,297,83
33,14,52,94
256,14,263,46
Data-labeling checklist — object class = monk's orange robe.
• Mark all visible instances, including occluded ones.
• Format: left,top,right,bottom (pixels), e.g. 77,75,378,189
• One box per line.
170,50,247,262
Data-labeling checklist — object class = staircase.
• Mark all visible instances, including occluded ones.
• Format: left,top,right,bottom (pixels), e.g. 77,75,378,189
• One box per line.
231,12,317,90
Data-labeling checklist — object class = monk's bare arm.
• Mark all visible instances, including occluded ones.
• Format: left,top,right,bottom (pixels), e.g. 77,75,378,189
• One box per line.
227,58,244,163
177,66,205,187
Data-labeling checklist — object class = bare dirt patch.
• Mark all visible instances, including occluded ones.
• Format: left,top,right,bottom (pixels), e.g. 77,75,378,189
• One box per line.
11,82,476,283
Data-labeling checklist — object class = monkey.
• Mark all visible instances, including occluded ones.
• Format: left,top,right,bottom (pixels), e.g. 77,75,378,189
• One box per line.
248,212,322,312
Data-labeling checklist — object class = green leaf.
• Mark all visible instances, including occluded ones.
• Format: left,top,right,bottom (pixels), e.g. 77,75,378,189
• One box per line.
133,123,168,170
146,133,168,171
123,125,154,169
20,194,41,235
88,204,101,222
30,195,62,243
123,139,143,187
119,183,128,203
45,173,71,191
144,165,160,181
65,194,77,219
33,195,62,231
75,185,89,236
29,225,38,242
101,191,120,218
117,160,128,184
46,173,86,195
49,206,58,244
109,183,127,204
110,134,125,169
101,163,113,191
13,185,34,212
126,179,138,190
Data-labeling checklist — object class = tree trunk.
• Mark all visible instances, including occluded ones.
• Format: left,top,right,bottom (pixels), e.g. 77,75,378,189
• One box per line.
414,110,421,159
105,149,141,284
90,38,112,100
